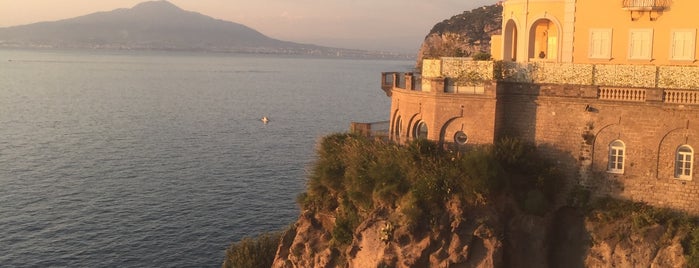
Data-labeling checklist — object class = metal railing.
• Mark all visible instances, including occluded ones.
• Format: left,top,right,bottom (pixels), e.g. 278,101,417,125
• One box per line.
622,0,669,9
350,121,390,139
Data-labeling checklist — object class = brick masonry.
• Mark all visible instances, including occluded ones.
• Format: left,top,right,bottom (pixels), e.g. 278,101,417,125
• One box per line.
388,81,699,214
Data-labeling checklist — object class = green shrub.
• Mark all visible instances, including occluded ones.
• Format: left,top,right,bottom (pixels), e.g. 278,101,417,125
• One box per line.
398,192,424,231
684,227,699,267
493,136,533,171
332,217,355,246
472,52,492,61
222,231,282,268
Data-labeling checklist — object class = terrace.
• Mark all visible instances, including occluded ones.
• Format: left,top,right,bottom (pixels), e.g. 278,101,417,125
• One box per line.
382,58,699,104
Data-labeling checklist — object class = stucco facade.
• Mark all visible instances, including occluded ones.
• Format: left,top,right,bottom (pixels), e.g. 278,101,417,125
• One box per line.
379,0,699,214
492,0,699,66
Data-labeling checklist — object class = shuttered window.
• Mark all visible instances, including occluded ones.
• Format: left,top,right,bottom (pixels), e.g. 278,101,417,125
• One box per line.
589,29,612,59
629,29,653,60
671,29,696,61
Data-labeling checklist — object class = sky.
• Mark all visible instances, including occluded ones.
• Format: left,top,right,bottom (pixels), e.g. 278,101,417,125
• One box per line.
0,0,499,53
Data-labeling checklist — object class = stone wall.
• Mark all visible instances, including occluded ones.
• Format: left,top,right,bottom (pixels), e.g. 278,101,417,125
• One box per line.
388,80,699,214
495,83,699,214
386,57,699,214
430,58,699,90
389,84,498,146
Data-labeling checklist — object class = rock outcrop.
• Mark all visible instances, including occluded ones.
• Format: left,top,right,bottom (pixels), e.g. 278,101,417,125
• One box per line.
273,200,694,268
416,4,503,67
265,134,696,268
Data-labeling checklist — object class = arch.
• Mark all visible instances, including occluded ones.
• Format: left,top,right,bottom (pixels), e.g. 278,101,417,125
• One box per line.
413,120,428,140
394,116,403,141
503,19,519,62
439,116,463,146
406,113,421,141
655,125,688,178
527,15,563,62
590,121,620,171
391,109,401,141
675,145,694,180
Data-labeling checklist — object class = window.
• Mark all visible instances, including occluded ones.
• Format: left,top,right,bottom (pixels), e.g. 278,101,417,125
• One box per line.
670,29,696,61
589,29,613,59
454,131,468,145
414,121,428,140
675,145,694,180
394,116,402,139
629,29,653,60
608,140,625,174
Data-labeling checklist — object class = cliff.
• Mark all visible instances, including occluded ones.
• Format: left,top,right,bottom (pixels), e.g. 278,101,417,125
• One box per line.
416,4,503,67
262,135,698,268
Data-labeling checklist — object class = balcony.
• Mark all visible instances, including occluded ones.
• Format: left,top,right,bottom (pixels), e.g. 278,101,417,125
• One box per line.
622,0,669,11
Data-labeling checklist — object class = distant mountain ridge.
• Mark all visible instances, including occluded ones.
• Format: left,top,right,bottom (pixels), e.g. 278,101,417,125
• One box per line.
0,1,408,59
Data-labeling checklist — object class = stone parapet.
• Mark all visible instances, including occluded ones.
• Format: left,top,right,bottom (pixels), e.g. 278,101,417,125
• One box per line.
423,57,699,91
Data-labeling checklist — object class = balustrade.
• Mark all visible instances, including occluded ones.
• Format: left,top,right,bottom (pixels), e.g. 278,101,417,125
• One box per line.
664,90,699,104
598,87,646,102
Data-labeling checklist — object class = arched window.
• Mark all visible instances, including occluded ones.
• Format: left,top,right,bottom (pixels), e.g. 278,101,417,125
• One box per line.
608,140,625,174
414,121,428,140
394,116,402,139
675,145,694,180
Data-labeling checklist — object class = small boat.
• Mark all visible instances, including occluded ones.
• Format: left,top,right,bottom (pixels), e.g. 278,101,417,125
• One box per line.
261,116,269,124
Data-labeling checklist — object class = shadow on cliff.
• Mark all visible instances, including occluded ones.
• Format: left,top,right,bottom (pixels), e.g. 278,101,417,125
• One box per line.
548,207,590,268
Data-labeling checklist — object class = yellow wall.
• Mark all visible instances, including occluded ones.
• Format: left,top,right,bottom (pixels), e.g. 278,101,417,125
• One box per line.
496,0,699,66
574,0,699,66
500,0,568,62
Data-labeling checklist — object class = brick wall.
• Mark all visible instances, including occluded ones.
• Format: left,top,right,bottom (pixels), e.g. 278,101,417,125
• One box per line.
496,82,699,214
388,80,699,214
389,84,498,146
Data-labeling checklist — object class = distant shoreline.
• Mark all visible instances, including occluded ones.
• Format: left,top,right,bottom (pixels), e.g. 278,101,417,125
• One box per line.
0,45,415,61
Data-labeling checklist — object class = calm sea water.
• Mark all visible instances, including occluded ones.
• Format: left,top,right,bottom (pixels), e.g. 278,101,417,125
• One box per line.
0,49,412,267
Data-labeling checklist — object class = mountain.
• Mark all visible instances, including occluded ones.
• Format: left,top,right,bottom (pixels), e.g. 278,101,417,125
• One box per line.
417,4,503,65
0,1,408,59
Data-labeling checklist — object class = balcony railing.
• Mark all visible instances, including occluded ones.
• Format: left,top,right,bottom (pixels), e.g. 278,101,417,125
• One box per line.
350,121,389,139
622,0,669,10
599,87,646,102
665,90,699,105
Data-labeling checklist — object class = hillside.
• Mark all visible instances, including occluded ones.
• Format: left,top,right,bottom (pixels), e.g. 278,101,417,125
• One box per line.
223,134,699,267
0,1,406,59
417,4,503,65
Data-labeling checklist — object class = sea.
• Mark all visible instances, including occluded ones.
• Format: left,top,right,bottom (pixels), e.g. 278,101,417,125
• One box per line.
0,49,413,267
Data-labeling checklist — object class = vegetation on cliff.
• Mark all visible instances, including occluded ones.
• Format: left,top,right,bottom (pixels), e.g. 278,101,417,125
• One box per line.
299,134,560,242
223,134,699,267
222,231,283,268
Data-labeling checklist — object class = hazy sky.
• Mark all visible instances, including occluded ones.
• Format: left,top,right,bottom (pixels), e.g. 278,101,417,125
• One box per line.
0,0,499,53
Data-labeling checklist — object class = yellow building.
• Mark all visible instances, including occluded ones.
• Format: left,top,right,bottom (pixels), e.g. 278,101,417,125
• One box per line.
377,0,699,214
492,0,698,66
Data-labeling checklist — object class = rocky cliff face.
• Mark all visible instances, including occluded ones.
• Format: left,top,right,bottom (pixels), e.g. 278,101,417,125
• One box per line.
274,198,504,268
416,4,503,66
273,199,693,268
267,132,695,268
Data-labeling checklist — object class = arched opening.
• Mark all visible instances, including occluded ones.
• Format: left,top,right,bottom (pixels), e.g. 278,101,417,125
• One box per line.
394,116,402,140
528,18,558,61
413,121,428,140
675,145,694,179
503,19,518,62
608,140,625,174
